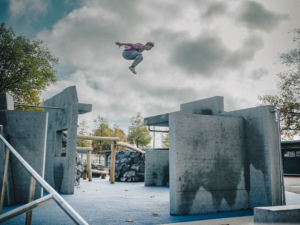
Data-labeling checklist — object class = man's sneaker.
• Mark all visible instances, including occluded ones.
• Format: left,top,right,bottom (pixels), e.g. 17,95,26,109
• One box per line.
129,67,137,74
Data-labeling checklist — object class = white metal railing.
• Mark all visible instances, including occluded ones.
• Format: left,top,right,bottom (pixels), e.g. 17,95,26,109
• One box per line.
0,133,88,225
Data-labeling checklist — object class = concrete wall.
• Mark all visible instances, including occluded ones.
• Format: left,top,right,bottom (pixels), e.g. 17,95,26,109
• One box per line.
44,86,91,194
254,205,300,223
7,111,48,203
146,96,284,216
219,105,285,208
169,113,248,215
0,93,14,110
145,150,169,186
0,109,48,204
180,96,224,115
0,123,14,206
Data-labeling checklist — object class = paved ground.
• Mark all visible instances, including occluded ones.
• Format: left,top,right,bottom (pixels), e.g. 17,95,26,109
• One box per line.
2,177,300,225
284,176,300,195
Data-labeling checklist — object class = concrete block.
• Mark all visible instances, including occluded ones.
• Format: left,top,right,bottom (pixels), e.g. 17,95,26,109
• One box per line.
169,112,247,215
0,93,14,110
44,86,92,194
218,105,285,208
6,111,48,204
78,103,92,114
144,113,171,127
254,205,300,223
180,96,224,115
145,150,169,186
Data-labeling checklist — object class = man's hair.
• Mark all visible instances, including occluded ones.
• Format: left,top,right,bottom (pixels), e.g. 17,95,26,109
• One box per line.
146,42,154,47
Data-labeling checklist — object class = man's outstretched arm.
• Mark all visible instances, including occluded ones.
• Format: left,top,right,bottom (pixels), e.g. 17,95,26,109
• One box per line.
115,41,133,47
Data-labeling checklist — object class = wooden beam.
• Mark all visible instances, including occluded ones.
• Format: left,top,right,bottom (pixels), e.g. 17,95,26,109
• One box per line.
77,134,119,142
76,147,93,151
110,141,117,184
25,176,36,225
0,148,10,215
87,150,92,181
91,170,108,174
116,142,145,154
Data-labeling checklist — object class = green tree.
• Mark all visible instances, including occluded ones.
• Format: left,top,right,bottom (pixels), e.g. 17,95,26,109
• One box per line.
92,116,126,153
258,29,300,139
161,132,169,148
92,115,112,153
127,112,152,149
77,120,92,147
0,23,58,110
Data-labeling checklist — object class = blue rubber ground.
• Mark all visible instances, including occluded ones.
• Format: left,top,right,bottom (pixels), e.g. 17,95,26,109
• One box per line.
2,178,300,225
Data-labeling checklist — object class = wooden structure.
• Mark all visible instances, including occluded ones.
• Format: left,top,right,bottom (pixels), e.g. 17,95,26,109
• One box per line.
77,135,145,183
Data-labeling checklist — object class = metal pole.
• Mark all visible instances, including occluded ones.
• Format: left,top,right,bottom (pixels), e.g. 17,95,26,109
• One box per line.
0,135,88,225
14,104,63,110
0,194,54,224
0,148,10,215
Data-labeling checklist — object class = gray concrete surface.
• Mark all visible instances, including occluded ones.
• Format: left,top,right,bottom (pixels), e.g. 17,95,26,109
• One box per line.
180,96,224,115
145,150,169,186
2,177,300,225
219,105,285,208
0,92,48,205
6,111,48,204
0,124,14,206
284,177,300,195
145,97,284,217
169,113,247,215
0,92,14,110
44,86,92,194
254,205,300,223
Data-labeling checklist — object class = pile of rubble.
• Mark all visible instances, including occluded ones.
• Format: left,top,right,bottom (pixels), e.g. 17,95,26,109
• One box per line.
83,163,105,178
75,153,83,186
108,150,145,182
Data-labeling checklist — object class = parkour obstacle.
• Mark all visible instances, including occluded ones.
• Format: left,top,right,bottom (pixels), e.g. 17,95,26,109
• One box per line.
76,134,144,183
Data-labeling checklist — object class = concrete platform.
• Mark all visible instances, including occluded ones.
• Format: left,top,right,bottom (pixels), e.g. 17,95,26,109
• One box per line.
2,178,300,225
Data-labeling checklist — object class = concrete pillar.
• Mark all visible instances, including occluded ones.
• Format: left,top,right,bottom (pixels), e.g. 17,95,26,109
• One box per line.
7,111,48,203
169,112,247,215
218,105,285,208
44,86,92,194
145,150,169,186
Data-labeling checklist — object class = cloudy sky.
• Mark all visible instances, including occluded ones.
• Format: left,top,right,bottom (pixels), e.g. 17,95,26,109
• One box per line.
1,0,300,146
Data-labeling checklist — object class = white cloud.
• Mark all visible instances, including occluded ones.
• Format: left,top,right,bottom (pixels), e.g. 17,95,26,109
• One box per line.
37,0,300,147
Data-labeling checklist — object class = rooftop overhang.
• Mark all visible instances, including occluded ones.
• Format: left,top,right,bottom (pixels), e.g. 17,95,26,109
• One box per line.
144,112,179,127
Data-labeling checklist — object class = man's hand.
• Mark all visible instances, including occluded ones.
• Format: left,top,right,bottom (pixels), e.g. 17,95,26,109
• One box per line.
115,41,121,48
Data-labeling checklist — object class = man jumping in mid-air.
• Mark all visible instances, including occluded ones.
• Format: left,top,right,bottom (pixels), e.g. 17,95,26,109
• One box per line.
115,41,154,74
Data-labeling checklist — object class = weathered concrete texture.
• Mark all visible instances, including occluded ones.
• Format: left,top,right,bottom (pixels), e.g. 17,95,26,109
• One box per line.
219,105,285,208
0,92,14,110
44,86,92,194
7,111,48,203
254,205,300,223
169,113,247,215
145,150,169,186
180,96,224,115
0,125,14,206
0,111,48,204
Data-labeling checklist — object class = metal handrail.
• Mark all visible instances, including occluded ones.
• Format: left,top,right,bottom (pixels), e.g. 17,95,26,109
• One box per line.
0,134,88,225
